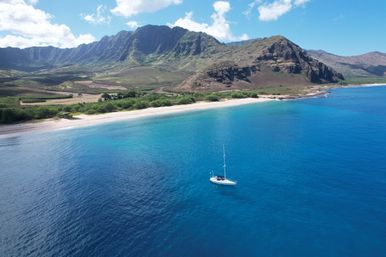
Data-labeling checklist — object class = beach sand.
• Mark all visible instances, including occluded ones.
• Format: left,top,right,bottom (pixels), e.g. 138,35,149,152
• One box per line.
0,98,274,138
342,83,386,88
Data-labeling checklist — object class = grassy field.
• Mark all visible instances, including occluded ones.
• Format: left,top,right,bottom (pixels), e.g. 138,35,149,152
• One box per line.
93,66,190,90
0,97,20,108
341,76,386,85
20,93,101,106
0,66,191,95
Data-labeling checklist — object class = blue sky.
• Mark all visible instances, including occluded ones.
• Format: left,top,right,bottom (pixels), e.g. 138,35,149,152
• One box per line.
1,0,385,55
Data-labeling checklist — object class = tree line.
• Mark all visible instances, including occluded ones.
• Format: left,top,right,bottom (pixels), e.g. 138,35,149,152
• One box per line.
0,90,259,124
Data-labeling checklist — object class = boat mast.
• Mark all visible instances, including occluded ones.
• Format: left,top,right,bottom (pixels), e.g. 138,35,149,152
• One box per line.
223,144,226,178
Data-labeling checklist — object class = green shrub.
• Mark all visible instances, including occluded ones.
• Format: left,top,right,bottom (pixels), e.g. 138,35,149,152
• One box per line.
231,92,245,99
104,102,116,112
177,97,195,105
206,94,220,102
116,92,124,99
95,105,106,113
94,102,116,113
71,104,82,112
21,98,47,103
34,106,59,119
63,106,73,112
57,112,72,119
124,91,137,98
85,108,97,114
0,108,30,123
120,100,135,109
133,101,149,109
20,94,73,103
150,100,162,107
101,92,111,101
150,99,173,107
160,99,172,106
0,106,62,124
146,94,162,101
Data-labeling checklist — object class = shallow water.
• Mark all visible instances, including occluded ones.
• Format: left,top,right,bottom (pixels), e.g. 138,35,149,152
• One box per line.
1,86,386,257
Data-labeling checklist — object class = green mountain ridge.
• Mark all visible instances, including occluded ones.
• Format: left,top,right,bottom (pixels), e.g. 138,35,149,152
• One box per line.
0,25,344,92
0,25,220,71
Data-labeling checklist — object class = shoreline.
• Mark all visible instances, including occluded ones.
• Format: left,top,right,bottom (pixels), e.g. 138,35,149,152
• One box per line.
0,98,274,138
0,83,385,139
295,82,386,99
337,83,386,88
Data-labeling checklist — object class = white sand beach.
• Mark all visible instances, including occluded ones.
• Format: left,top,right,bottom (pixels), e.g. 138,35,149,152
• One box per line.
344,83,386,88
0,98,274,138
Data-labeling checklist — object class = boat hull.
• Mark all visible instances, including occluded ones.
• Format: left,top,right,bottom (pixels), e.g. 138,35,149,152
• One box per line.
209,176,237,186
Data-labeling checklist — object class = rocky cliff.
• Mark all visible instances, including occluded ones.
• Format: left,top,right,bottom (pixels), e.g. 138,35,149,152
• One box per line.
179,36,343,90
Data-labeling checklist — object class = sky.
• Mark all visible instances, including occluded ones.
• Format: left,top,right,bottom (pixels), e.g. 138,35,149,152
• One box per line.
0,0,385,56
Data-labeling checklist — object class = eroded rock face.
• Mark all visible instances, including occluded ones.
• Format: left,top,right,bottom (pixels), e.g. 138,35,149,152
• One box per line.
255,37,344,83
206,62,258,84
197,36,344,88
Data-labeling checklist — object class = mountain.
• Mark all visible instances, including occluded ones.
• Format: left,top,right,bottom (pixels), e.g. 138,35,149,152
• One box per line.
0,25,344,91
0,26,220,71
179,36,343,91
308,50,386,78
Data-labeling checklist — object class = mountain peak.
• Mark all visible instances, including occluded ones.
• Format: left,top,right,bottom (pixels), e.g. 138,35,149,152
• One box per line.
267,35,289,41
0,24,344,89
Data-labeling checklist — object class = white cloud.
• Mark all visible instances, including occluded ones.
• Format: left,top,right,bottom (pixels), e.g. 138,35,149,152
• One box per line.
213,1,231,14
254,0,310,21
27,0,38,4
0,0,95,48
81,5,111,25
126,21,139,30
169,1,248,42
111,0,182,17
258,0,292,21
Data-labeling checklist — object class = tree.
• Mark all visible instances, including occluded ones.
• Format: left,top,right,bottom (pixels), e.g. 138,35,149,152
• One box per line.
125,91,137,98
206,94,220,102
104,102,116,112
133,101,149,109
101,93,111,101
177,97,195,105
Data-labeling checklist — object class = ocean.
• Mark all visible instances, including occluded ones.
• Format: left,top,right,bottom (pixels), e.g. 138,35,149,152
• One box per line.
1,86,386,257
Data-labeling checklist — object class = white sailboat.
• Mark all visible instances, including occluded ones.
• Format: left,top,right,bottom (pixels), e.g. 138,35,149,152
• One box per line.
209,145,237,186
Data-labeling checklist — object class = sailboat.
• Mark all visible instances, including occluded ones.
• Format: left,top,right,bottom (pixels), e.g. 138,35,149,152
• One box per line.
209,145,237,186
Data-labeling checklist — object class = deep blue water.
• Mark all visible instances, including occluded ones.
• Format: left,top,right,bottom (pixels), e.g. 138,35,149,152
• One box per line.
1,86,386,257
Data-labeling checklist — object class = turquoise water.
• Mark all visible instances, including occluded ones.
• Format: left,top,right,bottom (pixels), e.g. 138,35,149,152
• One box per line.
1,86,386,257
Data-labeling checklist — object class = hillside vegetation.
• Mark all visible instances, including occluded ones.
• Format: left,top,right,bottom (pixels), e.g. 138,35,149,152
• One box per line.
0,25,353,124
308,50,386,83
0,25,343,93
0,90,266,124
